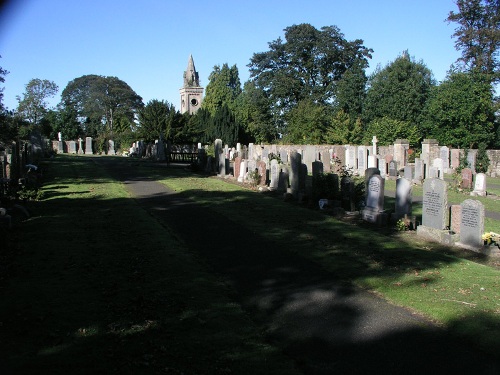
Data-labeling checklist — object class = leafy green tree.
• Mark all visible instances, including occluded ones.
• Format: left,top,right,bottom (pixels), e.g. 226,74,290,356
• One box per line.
0,57,8,111
363,52,435,130
325,110,364,145
363,117,420,146
234,81,276,143
334,59,368,119
60,75,143,136
248,23,372,136
422,71,494,148
138,99,175,142
447,0,500,83
202,63,242,115
284,99,328,144
16,78,58,127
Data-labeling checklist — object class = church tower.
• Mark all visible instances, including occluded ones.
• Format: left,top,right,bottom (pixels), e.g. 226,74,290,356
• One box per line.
179,55,204,114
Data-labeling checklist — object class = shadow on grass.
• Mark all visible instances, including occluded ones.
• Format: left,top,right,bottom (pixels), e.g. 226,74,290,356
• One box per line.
2,155,500,374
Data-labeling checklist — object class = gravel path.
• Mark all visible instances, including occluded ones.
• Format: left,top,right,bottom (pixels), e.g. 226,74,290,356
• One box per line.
100,159,500,374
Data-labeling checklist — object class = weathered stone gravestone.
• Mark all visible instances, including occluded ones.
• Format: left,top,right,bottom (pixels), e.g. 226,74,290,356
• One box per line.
393,177,412,221
362,174,387,225
471,173,487,196
68,141,77,154
78,138,84,154
417,178,456,244
389,160,398,178
432,158,444,179
214,139,222,170
440,146,450,171
357,146,367,176
461,168,473,189
422,178,447,229
346,145,357,170
85,137,93,155
289,151,301,198
467,149,477,171
303,145,316,173
238,160,247,182
413,158,423,183
378,158,387,177
321,151,331,173
269,159,279,190
57,140,64,154
450,149,460,169
456,199,484,250
404,165,413,180
108,139,116,155
233,156,242,178
257,161,267,186
312,161,323,176
278,165,289,192
341,176,356,212
450,205,462,234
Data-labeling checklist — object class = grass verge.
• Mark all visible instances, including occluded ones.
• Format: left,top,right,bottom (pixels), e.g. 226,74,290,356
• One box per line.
0,156,299,375
154,165,500,357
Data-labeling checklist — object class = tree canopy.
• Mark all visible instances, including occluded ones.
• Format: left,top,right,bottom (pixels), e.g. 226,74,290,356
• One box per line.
447,0,500,83
422,70,495,148
60,75,143,136
248,23,372,137
16,78,58,127
202,63,242,115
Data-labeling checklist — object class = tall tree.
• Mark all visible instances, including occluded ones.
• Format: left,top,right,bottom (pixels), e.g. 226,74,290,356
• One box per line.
202,63,242,115
422,70,494,148
447,0,500,82
0,56,8,111
60,75,143,136
16,78,58,127
234,81,276,143
248,23,372,137
138,99,175,142
363,51,435,130
284,99,328,144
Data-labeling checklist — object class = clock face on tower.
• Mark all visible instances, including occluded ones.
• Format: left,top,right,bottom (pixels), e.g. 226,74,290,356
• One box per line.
190,98,199,106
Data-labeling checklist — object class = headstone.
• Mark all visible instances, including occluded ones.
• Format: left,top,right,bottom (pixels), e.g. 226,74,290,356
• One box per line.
404,165,414,180
389,160,398,178
269,159,279,190
289,151,301,198
58,132,62,142
471,173,487,196
247,159,257,176
78,138,84,155
346,145,357,169
450,149,460,169
467,149,477,171
238,160,247,182
257,161,267,186
362,174,387,225
450,205,462,234
341,176,355,212
303,145,316,173
85,137,93,155
440,146,450,170
234,156,242,178
108,139,116,155
278,166,289,192
394,177,412,220
457,199,484,250
357,146,366,175
248,143,254,160
57,141,64,154
422,178,448,230
461,168,473,189
393,139,409,168
364,167,380,193
279,149,289,164
378,158,387,178
432,158,444,179
312,161,323,176
414,158,423,182
69,141,77,154
321,151,331,173
214,139,222,169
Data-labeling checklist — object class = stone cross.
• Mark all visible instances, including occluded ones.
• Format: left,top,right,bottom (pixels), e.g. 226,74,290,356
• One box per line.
372,136,378,156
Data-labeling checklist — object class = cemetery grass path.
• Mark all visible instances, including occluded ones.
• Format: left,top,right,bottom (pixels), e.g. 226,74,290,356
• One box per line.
98,158,500,374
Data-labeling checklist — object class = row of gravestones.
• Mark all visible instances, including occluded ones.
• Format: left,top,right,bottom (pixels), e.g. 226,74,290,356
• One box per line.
416,178,486,250
53,137,103,155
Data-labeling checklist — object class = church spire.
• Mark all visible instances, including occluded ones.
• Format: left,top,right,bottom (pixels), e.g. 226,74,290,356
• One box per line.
183,54,200,87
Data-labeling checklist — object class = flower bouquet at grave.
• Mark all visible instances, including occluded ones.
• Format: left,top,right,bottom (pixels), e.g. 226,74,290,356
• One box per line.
482,232,500,248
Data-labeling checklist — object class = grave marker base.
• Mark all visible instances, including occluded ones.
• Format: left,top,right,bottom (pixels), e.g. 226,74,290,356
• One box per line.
416,225,458,245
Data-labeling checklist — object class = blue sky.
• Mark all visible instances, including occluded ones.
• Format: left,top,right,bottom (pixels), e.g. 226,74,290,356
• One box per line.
0,0,461,112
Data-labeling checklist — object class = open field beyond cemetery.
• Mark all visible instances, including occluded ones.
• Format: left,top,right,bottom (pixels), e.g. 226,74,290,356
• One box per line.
2,155,500,374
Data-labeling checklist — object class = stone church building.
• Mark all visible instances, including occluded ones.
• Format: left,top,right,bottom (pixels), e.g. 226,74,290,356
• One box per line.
179,55,204,114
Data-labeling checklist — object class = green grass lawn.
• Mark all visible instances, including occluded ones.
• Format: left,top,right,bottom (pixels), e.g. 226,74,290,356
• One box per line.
3,155,500,373
155,166,500,357
0,156,299,374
